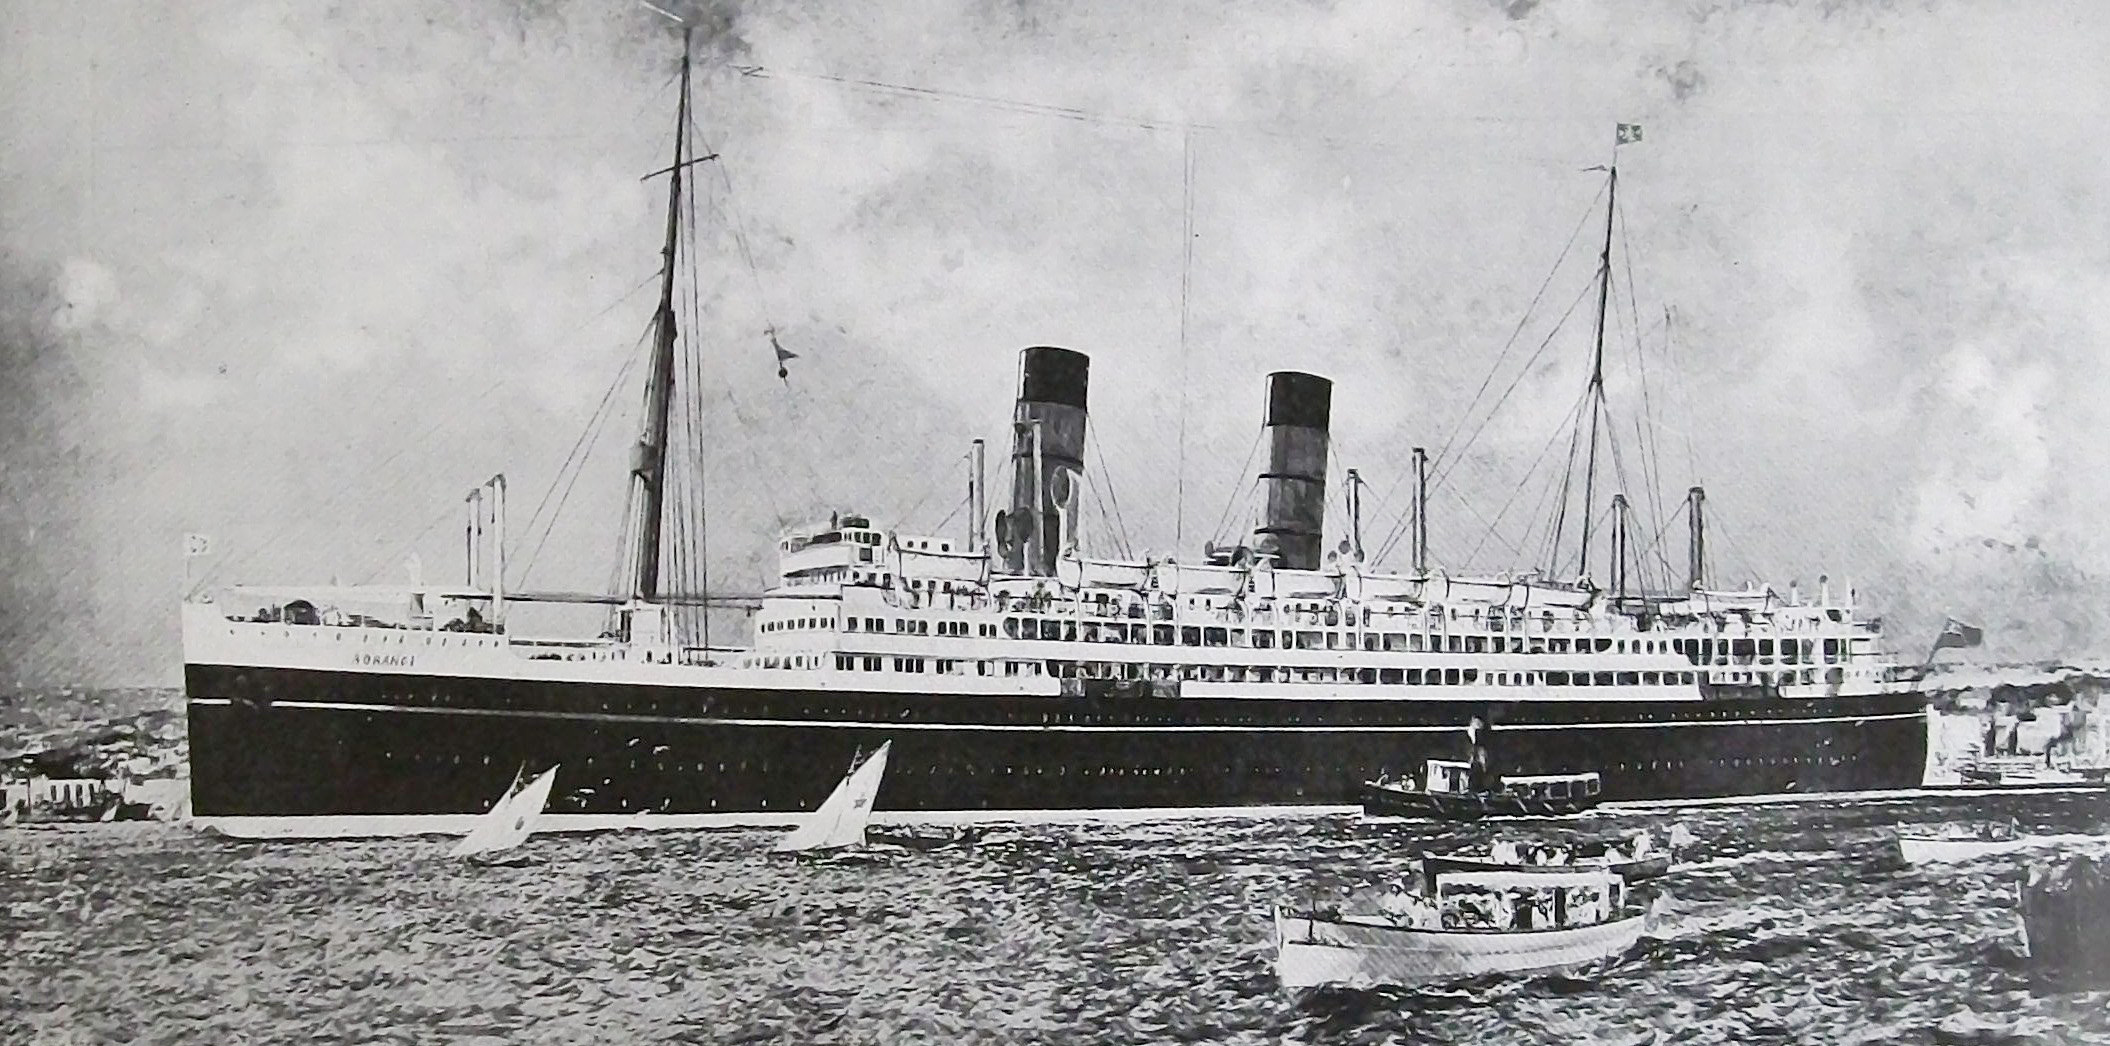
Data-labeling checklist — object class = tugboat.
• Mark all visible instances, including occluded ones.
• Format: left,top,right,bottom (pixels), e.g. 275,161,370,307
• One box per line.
1363,762,1602,820
1272,867,1652,989
1362,717,1603,820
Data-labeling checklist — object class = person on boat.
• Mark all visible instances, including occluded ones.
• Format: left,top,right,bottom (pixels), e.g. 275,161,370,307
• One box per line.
1510,888,1549,930
1492,839,1521,864
1630,830,1655,858
1378,883,1420,923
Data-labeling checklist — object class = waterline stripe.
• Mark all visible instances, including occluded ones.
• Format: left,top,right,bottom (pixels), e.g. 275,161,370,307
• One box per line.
185,782,2100,840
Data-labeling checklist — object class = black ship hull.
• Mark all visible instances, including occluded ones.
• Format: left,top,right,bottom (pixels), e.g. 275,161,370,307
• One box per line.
184,663,1929,824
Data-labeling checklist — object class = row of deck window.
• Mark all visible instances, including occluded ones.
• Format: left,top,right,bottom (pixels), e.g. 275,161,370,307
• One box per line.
782,655,1730,687
761,612,1858,667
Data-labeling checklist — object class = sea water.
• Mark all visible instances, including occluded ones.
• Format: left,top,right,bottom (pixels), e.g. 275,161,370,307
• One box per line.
3,793,2108,1044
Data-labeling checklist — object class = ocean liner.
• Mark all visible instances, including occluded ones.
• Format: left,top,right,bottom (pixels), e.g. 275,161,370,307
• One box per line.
181,38,1932,837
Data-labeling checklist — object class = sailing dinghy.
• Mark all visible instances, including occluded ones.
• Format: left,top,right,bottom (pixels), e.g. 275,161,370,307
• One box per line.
451,764,560,862
772,742,892,855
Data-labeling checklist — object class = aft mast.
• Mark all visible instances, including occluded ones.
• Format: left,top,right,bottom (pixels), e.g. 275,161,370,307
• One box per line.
621,33,694,608
1576,162,1617,582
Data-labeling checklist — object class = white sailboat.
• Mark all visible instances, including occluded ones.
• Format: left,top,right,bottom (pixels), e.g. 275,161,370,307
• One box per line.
772,742,892,855
451,764,560,860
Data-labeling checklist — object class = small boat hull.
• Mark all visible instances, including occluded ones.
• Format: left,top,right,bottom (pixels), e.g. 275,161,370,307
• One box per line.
866,826,984,851
1272,907,1647,989
1362,785,1601,821
1895,832,2106,866
1422,852,1671,882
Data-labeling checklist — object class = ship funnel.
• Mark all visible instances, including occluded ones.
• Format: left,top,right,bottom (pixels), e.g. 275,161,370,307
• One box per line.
995,346,1089,576
1253,371,1331,572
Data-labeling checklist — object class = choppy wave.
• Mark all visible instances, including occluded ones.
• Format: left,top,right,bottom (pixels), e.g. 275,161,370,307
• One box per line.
5,793,2110,1043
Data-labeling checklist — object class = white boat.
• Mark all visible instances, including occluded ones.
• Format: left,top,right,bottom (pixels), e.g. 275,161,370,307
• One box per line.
1056,550,1152,591
1422,572,1515,606
451,764,560,860
1249,566,1340,600
1514,579,1596,611
1894,829,2108,866
1153,560,1245,596
1340,563,1422,603
1273,868,1650,989
772,741,893,854
1659,585,1778,616
893,539,989,585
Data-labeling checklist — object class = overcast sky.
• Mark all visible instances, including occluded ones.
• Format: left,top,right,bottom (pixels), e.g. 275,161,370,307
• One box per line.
4,0,2109,687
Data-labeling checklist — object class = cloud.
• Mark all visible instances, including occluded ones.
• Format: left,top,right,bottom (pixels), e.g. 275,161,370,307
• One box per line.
5,0,2110,683
50,259,117,333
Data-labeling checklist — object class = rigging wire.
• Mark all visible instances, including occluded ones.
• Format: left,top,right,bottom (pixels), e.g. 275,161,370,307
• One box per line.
1206,426,1267,550
512,318,652,559
690,122,827,504
1708,514,1763,590
679,99,715,645
202,372,512,593
1368,271,1598,566
1615,197,1673,551
1357,181,1606,539
1427,271,1601,495
1082,470,1130,561
887,447,975,535
1600,394,1647,587
1427,182,1607,475
1456,383,1593,570
929,489,971,537
353,501,458,586
514,332,649,588
736,65,1200,135
1084,421,1138,559
1630,492,1693,585
1542,377,1591,577
1174,127,1197,555
694,125,782,375
1433,489,1529,570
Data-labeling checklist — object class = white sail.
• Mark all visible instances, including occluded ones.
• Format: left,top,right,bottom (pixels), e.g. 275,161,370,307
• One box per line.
451,765,559,859
772,741,892,854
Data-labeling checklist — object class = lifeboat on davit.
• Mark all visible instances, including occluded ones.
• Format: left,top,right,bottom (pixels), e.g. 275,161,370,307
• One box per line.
1056,548,1152,591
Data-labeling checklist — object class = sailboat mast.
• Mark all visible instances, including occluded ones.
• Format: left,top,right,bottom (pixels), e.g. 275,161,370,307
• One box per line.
624,36,693,602
1577,165,1617,580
